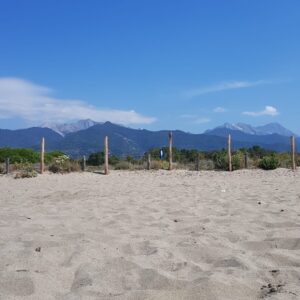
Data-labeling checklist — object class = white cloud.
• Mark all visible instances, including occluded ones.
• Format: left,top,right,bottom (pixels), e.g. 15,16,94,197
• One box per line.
213,107,227,113
194,117,211,124
183,80,271,98
243,106,279,117
0,77,156,125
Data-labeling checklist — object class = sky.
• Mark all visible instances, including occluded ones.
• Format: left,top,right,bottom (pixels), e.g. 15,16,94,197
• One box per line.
0,0,300,133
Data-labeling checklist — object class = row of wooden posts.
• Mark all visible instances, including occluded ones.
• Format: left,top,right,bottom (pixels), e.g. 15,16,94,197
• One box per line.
3,133,297,175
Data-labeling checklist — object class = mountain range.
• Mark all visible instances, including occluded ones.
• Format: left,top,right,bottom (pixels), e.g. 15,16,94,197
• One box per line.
205,122,297,137
0,120,298,157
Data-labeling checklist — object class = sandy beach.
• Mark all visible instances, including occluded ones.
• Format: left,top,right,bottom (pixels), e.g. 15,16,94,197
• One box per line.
0,169,300,299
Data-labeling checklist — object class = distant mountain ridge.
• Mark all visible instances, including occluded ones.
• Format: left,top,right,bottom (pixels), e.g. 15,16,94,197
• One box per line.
0,127,63,149
0,121,299,157
206,122,297,137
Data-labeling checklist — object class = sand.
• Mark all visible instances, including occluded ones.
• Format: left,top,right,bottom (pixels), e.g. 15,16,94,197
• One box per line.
0,169,300,300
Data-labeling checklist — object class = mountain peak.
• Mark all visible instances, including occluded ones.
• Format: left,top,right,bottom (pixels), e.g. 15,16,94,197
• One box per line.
207,122,297,137
41,119,99,136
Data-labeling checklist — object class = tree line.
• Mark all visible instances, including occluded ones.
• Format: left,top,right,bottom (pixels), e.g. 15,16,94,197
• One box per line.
0,146,298,171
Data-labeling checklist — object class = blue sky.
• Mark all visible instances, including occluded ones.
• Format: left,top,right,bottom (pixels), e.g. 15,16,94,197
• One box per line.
0,0,299,133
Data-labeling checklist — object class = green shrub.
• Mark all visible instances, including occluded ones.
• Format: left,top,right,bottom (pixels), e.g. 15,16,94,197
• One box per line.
87,152,104,166
109,155,120,166
0,148,38,164
13,162,33,171
212,151,227,170
232,151,244,170
48,155,81,173
258,155,280,170
44,151,65,164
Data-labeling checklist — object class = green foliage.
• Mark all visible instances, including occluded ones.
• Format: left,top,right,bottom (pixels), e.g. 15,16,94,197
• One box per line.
109,155,119,165
258,155,280,170
48,155,81,173
146,147,199,163
0,147,64,164
232,150,244,170
212,151,228,170
44,151,65,164
0,148,38,164
248,146,274,159
87,152,104,166
125,155,135,164
87,152,120,166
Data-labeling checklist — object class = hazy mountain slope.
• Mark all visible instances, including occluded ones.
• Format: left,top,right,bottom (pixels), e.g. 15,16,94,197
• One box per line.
255,123,296,136
0,127,63,149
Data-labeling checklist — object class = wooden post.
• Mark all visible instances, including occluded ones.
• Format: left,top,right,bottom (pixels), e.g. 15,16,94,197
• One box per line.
227,134,232,172
5,158,10,174
291,136,296,171
147,153,151,170
244,152,248,169
104,136,109,175
82,155,86,171
40,137,45,174
168,131,173,171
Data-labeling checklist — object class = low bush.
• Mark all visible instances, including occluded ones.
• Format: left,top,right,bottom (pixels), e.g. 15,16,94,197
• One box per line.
232,151,244,170
14,163,37,179
109,155,120,166
212,151,227,170
87,152,104,166
13,162,33,171
15,170,38,179
48,155,81,173
258,155,280,170
114,161,133,170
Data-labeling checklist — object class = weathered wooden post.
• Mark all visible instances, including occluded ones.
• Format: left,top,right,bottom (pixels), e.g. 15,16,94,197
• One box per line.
82,155,86,171
291,136,296,171
244,152,248,169
5,158,10,174
40,137,45,174
227,134,232,172
104,136,109,175
147,153,151,170
168,131,173,171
